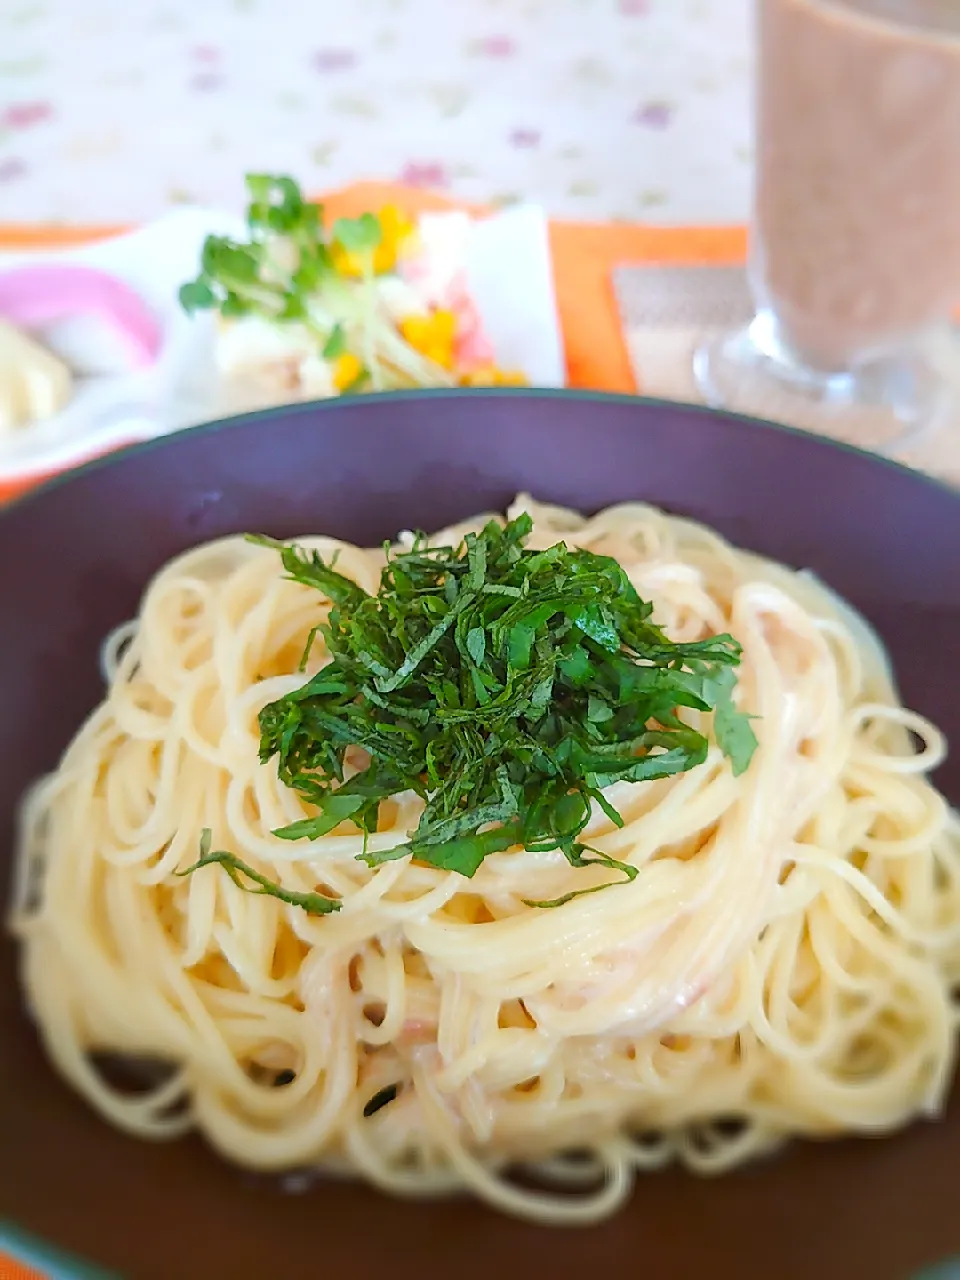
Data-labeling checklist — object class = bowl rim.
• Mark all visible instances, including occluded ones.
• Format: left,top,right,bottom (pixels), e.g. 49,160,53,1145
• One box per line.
2,387,957,524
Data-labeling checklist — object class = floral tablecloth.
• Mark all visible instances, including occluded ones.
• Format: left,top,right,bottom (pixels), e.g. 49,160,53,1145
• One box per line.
0,0,753,225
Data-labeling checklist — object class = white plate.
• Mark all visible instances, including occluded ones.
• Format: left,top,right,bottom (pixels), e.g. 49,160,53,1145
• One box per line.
0,203,565,484
0,208,244,483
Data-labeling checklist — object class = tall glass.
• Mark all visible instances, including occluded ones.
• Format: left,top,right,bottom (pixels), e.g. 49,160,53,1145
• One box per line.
695,0,960,451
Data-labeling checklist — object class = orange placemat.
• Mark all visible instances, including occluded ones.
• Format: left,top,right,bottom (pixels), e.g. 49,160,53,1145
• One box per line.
0,182,746,506
0,1221,114,1280
0,1259,45,1280
0,1260,45,1280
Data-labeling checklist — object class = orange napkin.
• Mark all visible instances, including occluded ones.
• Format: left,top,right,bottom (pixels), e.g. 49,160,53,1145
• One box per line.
0,183,747,508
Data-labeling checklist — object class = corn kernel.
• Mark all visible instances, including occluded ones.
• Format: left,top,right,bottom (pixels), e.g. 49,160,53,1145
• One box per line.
424,341,454,371
330,243,360,278
458,365,528,387
400,311,457,369
458,366,497,387
331,239,399,278
371,243,394,274
333,351,364,391
399,315,433,351
379,204,415,243
431,309,457,343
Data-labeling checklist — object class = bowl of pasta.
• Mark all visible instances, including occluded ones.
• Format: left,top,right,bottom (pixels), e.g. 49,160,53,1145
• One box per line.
1,388,959,1280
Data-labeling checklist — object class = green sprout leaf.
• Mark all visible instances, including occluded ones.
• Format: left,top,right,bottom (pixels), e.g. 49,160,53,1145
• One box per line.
322,322,348,359
178,279,217,313
332,212,382,254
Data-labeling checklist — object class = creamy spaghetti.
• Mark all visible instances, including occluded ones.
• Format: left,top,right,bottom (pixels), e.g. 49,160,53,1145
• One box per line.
10,497,960,1224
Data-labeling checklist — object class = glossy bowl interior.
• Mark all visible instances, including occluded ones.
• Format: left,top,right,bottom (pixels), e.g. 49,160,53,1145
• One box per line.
2,389,960,1280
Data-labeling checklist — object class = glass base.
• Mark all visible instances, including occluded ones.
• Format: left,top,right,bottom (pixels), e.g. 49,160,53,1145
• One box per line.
692,313,950,455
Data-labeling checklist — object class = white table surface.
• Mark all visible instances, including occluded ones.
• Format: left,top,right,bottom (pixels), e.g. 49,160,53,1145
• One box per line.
0,0,753,226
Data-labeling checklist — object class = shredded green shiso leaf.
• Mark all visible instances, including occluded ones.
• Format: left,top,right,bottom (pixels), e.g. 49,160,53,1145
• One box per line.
180,514,758,914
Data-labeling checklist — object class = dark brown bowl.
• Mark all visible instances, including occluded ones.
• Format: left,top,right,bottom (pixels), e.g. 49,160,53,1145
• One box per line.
2,390,960,1280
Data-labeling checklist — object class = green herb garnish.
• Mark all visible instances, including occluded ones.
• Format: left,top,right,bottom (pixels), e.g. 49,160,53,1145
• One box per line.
178,829,340,915
184,515,758,915
178,173,336,323
332,212,382,255
322,321,347,359
177,172,455,391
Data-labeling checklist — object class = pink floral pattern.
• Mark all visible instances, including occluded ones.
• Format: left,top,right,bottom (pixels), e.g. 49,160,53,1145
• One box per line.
1,101,53,130
0,158,28,182
633,101,675,129
189,73,223,92
398,161,450,189
0,0,752,224
472,34,516,58
312,49,358,73
509,128,541,149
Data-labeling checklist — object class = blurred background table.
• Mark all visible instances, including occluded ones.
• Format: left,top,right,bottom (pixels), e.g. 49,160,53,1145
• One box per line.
0,0,752,225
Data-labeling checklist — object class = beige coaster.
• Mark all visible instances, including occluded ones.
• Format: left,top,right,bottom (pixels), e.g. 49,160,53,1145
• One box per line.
613,263,960,486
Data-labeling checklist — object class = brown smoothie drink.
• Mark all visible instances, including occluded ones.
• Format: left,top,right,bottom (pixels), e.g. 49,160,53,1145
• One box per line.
754,0,960,371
